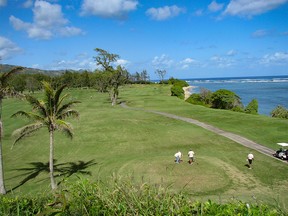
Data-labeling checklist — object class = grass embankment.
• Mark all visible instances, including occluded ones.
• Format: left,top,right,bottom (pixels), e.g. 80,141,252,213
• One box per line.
2,84,288,210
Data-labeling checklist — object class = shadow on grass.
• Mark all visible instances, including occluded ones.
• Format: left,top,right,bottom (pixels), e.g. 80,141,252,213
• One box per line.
9,159,97,192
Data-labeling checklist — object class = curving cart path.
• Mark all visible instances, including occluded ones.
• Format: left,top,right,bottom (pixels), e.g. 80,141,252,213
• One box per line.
120,102,283,161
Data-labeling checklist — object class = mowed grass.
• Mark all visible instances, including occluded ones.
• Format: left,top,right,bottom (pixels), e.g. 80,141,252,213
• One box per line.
2,84,288,210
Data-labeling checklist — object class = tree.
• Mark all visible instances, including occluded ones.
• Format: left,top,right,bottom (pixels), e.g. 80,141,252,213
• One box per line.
0,66,23,194
11,82,80,190
270,105,288,119
94,48,119,71
155,69,166,83
211,89,243,110
245,99,258,114
199,87,213,106
94,48,128,106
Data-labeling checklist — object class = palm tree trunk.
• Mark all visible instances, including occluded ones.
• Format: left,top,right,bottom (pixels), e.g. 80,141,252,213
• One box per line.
0,122,6,194
49,130,57,190
0,97,6,194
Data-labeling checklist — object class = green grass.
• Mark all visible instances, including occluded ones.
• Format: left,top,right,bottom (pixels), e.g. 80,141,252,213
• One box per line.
2,84,288,211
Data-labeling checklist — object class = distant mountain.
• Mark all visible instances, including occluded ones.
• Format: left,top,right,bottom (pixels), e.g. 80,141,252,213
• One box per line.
0,64,83,76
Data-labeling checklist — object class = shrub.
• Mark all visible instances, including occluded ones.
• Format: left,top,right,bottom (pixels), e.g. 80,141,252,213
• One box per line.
245,99,258,114
199,87,213,105
171,85,184,99
186,93,206,106
170,78,188,99
271,105,288,119
168,78,188,87
0,177,286,215
211,89,243,110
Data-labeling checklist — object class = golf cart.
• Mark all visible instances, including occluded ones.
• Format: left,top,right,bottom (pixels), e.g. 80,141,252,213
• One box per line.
273,143,288,160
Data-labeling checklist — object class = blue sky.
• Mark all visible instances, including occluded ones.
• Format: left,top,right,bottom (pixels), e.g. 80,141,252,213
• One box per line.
0,0,288,79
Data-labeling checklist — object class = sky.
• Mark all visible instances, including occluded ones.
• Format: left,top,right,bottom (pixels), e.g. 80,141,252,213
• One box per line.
0,0,288,80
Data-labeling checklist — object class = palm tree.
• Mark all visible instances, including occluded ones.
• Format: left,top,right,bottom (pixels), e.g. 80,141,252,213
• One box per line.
0,66,24,194
11,81,80,190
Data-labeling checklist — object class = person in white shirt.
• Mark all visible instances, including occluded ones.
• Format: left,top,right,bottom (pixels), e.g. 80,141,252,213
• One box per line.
247,153,254,169
188,149,195,164
174,151,182,163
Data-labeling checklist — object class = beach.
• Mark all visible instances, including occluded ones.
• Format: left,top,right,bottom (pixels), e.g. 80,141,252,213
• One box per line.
183,86,196,100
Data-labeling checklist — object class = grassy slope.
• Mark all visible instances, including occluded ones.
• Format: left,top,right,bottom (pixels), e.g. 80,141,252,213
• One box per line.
2,84,288,210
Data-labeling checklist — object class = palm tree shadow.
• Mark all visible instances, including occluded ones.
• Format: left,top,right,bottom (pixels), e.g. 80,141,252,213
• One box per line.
9,159,97,192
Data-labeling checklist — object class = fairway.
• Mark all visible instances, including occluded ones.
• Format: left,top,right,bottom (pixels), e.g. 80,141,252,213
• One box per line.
2,85,288,210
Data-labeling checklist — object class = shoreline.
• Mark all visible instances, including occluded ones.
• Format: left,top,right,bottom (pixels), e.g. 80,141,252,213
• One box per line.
183,86,196,100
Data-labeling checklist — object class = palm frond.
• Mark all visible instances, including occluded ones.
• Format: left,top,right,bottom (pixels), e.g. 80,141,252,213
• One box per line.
55,119,73,139
41,81,55,115
12,122,44,147
57,109,80,120
55,84,67,106
11,111,32,119
0,66,24,87
57,100,81,116
25,95,47,117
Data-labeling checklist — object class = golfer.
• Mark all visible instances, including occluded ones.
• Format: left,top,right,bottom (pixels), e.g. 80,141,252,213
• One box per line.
188,149,195,164
174,151,182,163
247,153,254,169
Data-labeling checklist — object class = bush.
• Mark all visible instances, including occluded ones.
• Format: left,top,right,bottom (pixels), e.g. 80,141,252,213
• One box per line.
199,87,213,105
186,93,206,106
271,105,288,119
211,89,243,110
168,78,188,87
0,177,286,215
245,99,258,114
170,78,188,99
171,85,184,99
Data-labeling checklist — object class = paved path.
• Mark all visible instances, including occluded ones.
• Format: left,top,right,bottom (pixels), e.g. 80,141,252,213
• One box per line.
120,102,279,160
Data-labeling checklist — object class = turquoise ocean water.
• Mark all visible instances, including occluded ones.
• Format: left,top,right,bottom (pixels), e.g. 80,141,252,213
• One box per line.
186,75,288,116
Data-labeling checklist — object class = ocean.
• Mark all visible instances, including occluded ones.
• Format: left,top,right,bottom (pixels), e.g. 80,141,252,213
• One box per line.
186,75,288,116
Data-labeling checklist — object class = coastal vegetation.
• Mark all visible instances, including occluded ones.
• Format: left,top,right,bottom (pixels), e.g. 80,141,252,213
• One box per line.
271,105,288,119
181,84,259,114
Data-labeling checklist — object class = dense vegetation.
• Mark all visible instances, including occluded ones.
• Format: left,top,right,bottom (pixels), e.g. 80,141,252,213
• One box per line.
271,105,288,119
170,79,261,115
0,177,284,215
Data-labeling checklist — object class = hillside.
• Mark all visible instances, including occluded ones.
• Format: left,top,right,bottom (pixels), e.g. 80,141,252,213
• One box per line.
0,63,82,76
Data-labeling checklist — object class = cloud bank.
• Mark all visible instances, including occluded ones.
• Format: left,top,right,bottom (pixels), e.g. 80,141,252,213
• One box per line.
10,0,83,39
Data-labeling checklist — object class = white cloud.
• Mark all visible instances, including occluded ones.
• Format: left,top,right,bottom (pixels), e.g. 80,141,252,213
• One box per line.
252,29,270,38
223,0,288,17
0,36,22,60
80,0,138,19
10,0,83,40
50,57,96,71
210,55,235,68
114,59,130,67
259,52,288,65
59,26,83,37
33,0,68,27
146,5,186,21
227,49,237,56
152,54,174,68
194,9,204,16
0,0,6,7
179,58,198,69
23,0,33,8
208,1,224,12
